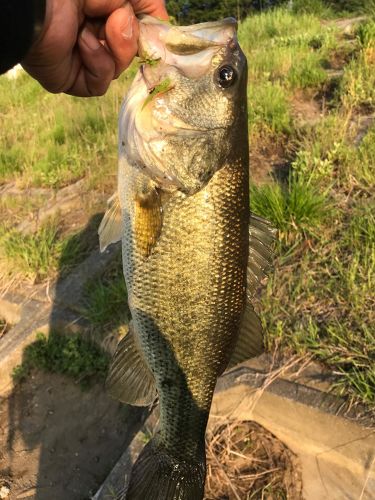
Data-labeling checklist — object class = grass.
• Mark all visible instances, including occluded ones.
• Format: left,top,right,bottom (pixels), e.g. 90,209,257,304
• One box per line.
0,63,137,189
1,7,374,407
240,8,338,139
243,8,375,407
250,173,330,242
338,19,375,111
252,123,375,405
83,253,128,328
12,332,109,388
0,218,95,282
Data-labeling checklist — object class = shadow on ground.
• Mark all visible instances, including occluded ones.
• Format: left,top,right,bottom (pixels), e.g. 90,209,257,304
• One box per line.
0,216,148,500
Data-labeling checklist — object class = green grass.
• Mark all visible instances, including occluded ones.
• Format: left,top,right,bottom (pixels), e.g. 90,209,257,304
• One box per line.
340,20,375,110
83,254,128,328
240,8,338,140
0,64,137,190
0,218,94,282
250,174,330,243
252,121,375,406
1,8,374,407
12,332,109,388
248,81,292,134
243,9,375,407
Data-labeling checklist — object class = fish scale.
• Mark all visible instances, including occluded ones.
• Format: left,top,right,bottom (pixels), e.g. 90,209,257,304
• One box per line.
99,15,276,500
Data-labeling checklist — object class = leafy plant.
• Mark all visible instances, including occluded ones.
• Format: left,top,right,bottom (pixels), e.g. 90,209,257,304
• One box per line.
13,332,110,388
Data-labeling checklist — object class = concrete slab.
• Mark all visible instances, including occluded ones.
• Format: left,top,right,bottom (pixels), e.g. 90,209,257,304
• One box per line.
211,365,375,500
0,244,121,397
93,358,375,500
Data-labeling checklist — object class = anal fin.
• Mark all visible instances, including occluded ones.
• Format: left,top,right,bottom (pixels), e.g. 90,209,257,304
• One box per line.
106,323,157,406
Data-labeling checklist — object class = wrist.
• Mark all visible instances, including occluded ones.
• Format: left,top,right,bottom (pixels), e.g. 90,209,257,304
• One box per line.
32,0,47,43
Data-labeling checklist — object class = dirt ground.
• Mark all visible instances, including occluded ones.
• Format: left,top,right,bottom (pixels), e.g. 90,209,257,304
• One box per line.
205,421,303,500
0,372,146,500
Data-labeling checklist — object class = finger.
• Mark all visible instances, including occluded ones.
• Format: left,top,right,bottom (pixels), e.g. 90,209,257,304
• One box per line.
129,0,168,19
68,27,116,96
105,4,139,77
84,0,129,17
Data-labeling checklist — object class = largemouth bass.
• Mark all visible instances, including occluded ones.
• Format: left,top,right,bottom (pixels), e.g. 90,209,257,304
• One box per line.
99,15,275,500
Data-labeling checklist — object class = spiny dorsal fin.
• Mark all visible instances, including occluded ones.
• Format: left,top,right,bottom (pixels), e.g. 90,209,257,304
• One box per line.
106,323,157,406
98,192,123,252
247,212,277,299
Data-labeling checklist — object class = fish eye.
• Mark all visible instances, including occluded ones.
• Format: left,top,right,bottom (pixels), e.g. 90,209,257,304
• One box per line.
216,65,237,89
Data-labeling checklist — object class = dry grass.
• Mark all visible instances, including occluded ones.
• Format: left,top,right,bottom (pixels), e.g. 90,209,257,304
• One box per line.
204,421,303,500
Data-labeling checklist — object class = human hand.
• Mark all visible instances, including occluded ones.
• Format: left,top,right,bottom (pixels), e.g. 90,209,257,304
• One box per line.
22,0,168,97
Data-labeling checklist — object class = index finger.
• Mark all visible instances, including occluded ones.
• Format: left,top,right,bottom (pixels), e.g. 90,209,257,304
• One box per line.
129,0,168,20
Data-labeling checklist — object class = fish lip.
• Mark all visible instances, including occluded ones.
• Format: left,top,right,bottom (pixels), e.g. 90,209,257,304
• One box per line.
139,16,238,63
177,17,238,32
139,15,237,32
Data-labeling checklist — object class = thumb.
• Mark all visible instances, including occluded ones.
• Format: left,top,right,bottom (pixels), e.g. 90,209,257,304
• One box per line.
105,3,139,77
129,0,169,19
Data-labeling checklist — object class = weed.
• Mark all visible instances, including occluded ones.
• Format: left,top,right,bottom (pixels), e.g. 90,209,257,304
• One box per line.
356,19,375,49
291,0,333,17
340,22,375,110
0,146,25,181
84,254,128,327
248,82,292,134
0,67,135,190
12,332,109,388
287,53,327,89
250,174,329,242
239,10,323,51
0,218,93,282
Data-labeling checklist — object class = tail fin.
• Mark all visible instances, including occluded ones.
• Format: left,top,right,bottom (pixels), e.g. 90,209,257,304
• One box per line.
125,437,206,500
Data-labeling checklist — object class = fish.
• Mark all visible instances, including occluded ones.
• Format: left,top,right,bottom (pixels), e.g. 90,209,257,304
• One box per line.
98,15,276,500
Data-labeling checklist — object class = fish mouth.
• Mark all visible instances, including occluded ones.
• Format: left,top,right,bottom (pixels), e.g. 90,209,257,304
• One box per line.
139,66,224,137
138,16,238,79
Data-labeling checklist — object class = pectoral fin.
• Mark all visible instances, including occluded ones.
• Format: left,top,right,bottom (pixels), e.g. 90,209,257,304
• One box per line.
134,187,162,257
98,193,123,252
106,323,157,406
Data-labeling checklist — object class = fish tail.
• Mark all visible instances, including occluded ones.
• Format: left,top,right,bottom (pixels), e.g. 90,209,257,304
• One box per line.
125,437,206,500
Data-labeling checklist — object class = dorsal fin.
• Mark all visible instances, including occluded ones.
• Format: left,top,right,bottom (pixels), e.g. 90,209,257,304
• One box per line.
247,212,277,299
227,302,264,370
98,193,123,252
227,213,277,370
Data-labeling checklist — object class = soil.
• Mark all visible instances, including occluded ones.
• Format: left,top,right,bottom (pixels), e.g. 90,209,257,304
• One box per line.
249,134,290,185
204,421,303,500
0,371,145,500
290,90,324,127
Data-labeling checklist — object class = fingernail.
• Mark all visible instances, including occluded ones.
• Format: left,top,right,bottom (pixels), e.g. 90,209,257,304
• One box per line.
121,4,135,40
80,27,101,50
